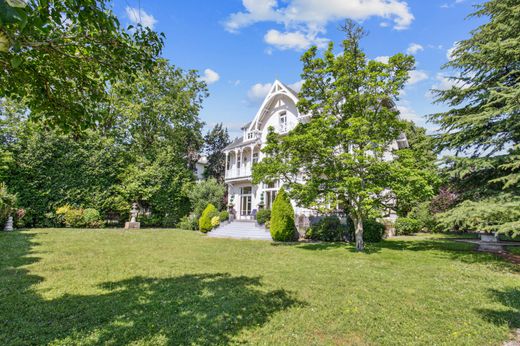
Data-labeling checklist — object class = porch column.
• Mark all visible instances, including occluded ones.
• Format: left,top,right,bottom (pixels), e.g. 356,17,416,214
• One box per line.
224,152,229,178
239,148,243,177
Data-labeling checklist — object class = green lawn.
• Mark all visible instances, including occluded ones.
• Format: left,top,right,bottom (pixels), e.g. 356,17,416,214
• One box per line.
1,229,519,345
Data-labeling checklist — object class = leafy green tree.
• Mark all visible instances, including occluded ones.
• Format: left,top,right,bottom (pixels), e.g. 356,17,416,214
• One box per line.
0,0,163,131
253,21,431,251
388,121,441,216
270,188,297,242
430,0,520,189
429,0,520,236
1,60,207,227
183,178,226,217
203,123,230,183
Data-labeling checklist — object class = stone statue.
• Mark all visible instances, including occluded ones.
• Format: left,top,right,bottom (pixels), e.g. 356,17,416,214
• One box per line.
125,202,141,229
130,203,138,223
4,215,13,232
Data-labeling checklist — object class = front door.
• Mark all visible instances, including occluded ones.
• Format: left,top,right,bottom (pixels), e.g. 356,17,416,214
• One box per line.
240,186,252,219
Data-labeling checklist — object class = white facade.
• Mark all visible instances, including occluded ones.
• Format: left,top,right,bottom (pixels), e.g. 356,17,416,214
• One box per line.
223,81,310,220
223,80,407,221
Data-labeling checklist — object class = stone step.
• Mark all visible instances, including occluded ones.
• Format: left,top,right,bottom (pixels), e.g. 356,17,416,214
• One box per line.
207,221,272,240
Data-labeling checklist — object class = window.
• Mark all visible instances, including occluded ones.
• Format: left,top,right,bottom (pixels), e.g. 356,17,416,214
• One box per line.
265,191,277,209
237,156,241,169
279,112,287,132
265,181,277,189
241,186,252,195
252,152,259,164
226,155,231,170
247,132,254,139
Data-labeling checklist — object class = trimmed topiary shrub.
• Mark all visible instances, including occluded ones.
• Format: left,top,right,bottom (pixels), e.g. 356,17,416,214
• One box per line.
395,217,422,235
219,211,229,222
270,188,297,241
346,217,385,243
256,209,271,225
305,216,347,242
211,216,220,228
199,203,217,233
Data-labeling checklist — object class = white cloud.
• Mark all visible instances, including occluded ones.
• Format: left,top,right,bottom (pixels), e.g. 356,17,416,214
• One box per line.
224,0,414,50
247,80,302,103
264,29,328,50
427,73,469,98
200,69,220,85
446,41,459,61
397,103,421,123
288,80,304,92
247,83,273,103
407,70,429,85
125,7,157,29
406,43,423,55
374,56,390,63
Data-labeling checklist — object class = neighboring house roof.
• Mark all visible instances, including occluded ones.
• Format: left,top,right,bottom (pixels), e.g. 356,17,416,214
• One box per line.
240,121,252,130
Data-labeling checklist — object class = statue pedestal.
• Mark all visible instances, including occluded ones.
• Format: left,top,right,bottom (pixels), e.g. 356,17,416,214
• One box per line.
124,222,140,229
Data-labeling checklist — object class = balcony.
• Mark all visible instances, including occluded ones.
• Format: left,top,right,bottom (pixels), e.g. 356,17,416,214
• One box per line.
225,167,252,181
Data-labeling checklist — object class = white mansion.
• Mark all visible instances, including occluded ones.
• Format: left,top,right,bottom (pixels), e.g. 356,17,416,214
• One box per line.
223,80,408,221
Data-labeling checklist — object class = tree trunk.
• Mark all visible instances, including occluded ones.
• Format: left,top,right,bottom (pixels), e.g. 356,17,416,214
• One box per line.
353,214,364,251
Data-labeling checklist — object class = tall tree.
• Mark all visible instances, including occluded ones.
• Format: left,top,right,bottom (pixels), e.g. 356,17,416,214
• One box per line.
0,0,163,131
203,123,230,183
1,60,208,227
253,21,433,251
430,0,520,188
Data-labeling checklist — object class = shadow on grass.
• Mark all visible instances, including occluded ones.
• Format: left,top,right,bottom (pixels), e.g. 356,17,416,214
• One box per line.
296,237,520,271
479,288,520,333
0,231,301,345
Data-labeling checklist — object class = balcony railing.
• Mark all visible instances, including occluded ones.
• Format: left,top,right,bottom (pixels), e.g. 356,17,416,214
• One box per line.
225,167,252,180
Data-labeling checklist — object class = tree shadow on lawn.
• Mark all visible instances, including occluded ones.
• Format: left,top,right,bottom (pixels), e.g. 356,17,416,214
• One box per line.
0,231,302,345
296,238,520,272
478,288,520,335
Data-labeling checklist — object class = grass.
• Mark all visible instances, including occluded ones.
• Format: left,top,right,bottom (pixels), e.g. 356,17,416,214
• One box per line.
0,229,519,345
507,246,520,255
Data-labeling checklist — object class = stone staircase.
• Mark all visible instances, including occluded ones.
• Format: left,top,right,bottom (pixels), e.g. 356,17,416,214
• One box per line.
207,221,272,240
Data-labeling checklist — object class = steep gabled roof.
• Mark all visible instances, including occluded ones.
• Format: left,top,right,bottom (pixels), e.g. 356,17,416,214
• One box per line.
246,80,299,133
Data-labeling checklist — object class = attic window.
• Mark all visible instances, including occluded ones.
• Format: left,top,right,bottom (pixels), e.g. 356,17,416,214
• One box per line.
279,111,287,132
247,132,254,139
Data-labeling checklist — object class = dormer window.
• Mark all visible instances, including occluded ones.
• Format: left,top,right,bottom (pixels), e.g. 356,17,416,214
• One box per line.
279,111,287,132
247,132,254,139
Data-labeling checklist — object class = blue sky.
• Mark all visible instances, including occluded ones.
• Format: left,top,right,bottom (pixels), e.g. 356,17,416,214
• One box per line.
114,0,485,138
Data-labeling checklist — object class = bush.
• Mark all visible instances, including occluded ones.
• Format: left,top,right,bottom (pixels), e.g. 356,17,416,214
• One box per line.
211,216,220,228
83,208,104,228
270,188,298,241
219,211,229,222
184,178,226,216
0,183,16,225
395,217,422,235
178,213,198,230
256,209,271,225
305,216,347,242
265,220,270,229
55,205,104,228
199,203,217,233
346,217,385,243
409,202,437,232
